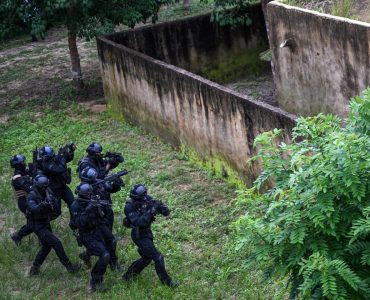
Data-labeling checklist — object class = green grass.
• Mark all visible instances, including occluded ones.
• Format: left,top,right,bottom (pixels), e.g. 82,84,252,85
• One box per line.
0,102,287,299
0,1,288,296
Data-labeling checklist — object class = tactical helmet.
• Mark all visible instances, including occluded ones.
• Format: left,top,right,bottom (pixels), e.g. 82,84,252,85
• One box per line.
86,143,103,156
39,146,55,158
10,154,26,168
130,184,147,200
76,183,93,198
81,167,98,183
33,174,49,189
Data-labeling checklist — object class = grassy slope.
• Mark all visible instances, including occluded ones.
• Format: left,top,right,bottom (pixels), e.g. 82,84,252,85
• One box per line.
0,104,286,299
0,1,287,298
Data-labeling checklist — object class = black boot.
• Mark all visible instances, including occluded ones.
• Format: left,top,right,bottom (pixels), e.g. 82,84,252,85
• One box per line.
29,265,40,276
110,260,123,272
79,251,92,268
88,277,106,293
11,233,21,246
65,262,81,273
122,272,135,282
165,280,180,288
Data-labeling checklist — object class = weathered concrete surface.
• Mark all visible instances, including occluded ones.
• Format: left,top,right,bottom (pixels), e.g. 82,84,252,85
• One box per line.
267,1,370,117
105,7,269,83
97,9,297,184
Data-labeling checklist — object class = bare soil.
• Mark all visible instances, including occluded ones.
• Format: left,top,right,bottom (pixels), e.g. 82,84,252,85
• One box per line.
225,71,277,106
0,27,103,112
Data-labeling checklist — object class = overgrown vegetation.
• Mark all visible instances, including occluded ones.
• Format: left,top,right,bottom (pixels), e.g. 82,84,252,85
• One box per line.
234,88,370,299
279,0,364,20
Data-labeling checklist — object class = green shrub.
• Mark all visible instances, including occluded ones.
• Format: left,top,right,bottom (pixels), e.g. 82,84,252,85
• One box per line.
234,88,370,299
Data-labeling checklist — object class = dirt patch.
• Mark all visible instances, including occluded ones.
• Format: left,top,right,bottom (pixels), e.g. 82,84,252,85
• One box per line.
225,71,277,106
0,27,104,112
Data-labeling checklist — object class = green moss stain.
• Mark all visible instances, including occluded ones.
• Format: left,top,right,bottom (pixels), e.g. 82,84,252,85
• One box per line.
197,46,270,84
178,145,245,188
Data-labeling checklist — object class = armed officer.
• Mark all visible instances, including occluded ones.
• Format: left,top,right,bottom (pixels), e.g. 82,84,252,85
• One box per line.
122,184,177,287
27,174,80,275
77,142,124,180
38,144,76,213
10,154,33,245
70,183,117,292
77,167,124,270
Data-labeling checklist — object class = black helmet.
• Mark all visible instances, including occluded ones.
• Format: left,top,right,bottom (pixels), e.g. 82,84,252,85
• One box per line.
86,143,102,156
39,146,55,159
10,154,26,168
76,183,93,198
80,167,98,183
130,184,147,201
33,174,49,189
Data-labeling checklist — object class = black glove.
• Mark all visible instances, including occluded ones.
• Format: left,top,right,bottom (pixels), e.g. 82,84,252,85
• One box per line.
114,177,124,187
160,204,170,217
123,217,131,228
104,181,113,191
151,206,157,214
68,143,76,152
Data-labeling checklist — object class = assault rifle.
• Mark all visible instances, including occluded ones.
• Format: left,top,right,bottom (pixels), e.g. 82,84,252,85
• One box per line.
103,152,124,163
58,142,76,157
78,195,111,218
145,196,170,217
44,188,55,212
91,169,129,187
28,147,39,178
42,188,61,221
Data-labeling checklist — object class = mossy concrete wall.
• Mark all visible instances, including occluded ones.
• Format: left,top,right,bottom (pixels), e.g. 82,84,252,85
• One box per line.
105,7,269,84
97,7,297,184
266,1,370,117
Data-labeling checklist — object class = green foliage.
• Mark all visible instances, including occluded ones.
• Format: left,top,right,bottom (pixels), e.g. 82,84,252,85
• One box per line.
234,88,370,299
0,0,171,42
202,0,261,26
331,0,353,18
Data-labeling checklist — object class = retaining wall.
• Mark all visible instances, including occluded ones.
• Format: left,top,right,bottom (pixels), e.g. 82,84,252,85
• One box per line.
97,7,296,184
105,6,269,80
266,1,370,117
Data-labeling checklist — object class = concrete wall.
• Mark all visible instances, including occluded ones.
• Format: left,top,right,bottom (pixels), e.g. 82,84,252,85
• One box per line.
266,1,370,117
105,7,269,83
97,9,297,184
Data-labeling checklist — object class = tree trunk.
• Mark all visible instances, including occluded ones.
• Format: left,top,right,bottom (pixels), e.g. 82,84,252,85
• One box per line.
68,33,84,90
183,0,190,10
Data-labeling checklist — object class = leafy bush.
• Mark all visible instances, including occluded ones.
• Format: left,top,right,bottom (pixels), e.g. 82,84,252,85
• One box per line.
234,88,370,299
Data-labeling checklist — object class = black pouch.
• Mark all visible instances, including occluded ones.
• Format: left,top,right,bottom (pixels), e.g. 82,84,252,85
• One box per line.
123,217,131,228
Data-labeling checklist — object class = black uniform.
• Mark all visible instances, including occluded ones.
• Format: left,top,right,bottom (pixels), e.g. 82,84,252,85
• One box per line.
123,196,174,286
70,196,117,287
76,180,122,268
92,180,122,230
11,169,33,241
39,148,74,210
78,154,114,180
27,187,75,270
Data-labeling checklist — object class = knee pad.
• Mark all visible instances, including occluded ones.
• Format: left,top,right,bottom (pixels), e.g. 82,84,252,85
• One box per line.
102,252,111,264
